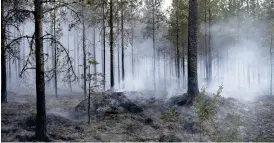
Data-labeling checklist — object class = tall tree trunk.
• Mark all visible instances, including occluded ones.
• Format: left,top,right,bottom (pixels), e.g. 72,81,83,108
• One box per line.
88,65,91,124
117,1,120,87
110,0,115,90
53,0,58,98
152,0,156,91
93,27,97,75
22,25,26,77
102,0,106,91
34,0,47,140
182,44,186,88
68,36,72,92
76,30,80,85
164,49,166,90
82,1,87,97
16,24,20,87
1,0,7,103
8,50,11,89
74,30,77,84
204,0,208,83
176,0,180,88
121,0,125,88
270,35,273,96
131,0,134,79
187,0,199,96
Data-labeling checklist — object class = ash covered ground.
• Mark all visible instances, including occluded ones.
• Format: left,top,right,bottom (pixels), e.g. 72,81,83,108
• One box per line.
1,90,274,142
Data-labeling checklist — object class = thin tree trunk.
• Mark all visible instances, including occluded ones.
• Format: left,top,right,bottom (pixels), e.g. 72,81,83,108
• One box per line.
117,2,121,87
121,0,125,88
270,35,273,96
1,0,7,103
153,0,156,91
176,0,180,88
182,44,186,88
16,24,20,87
131,0,134,79
74,30,77,84
164,49,166,90
34,0,47,140
53,0,58,98
82,1,87,97
187,0,199,96
102,0,106,91
204,0,208,84
8,50,11,89
76,30,80,85
93,27,97,75
68,36,72,92
110,0,115,90
88,65,91,124
22,25,26,77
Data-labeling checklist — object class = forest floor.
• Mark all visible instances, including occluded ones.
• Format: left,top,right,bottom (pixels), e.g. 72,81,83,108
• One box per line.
1,90,274,142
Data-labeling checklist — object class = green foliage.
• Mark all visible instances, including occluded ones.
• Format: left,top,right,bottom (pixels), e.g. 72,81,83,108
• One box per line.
160,106,183,122
194,85,242,142
195,87,218,123
88,60,99,65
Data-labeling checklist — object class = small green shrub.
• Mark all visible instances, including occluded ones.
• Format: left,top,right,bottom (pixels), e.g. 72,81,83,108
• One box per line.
160,106,183,122
194,85,242,142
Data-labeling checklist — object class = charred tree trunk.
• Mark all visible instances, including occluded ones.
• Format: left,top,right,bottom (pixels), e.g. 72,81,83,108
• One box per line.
88,65,91,124
131,0,134,79
182,46,186,89
164,49,167,90
68,36,72,92
1,0,7,103
152,0,156,91
270,35,273,96
204,0,208,84
121,0,125,88
187,0,199,96
82,1,87,97
176,0,180,88
53,1,58,98
102,0,106,91
117,0,120,87
93,27,97,75
110,0,115,90
34,0,47,140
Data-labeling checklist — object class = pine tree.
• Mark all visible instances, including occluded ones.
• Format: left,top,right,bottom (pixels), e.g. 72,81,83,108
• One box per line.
34,0,47,140
187,0,199,96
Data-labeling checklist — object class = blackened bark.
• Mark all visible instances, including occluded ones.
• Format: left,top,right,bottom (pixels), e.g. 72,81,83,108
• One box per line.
102,0,106,91
34,0,47,140
68,36,72,92
88,65,91,124
1,1,7,103
131,0,134,80
117,0,120,87
110,0,115,89
176,0,180,87
182,44,185,89
121,0,125,88
187,0,199,96
82,1,87,97
153,0,156,91
93,27,97,75
53,0,58,98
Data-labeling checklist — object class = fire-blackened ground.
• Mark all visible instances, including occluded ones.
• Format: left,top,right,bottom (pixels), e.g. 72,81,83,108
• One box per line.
1,91,274,142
